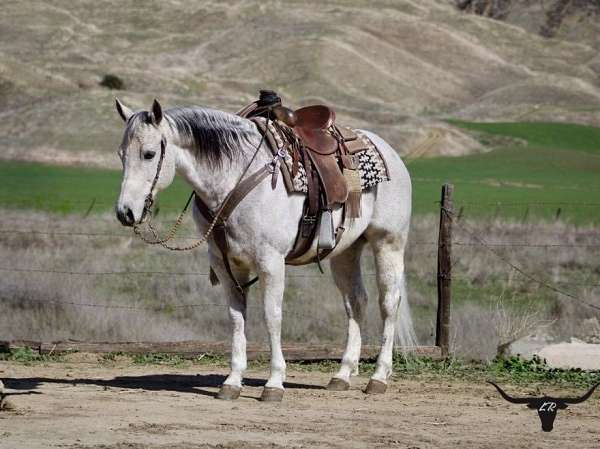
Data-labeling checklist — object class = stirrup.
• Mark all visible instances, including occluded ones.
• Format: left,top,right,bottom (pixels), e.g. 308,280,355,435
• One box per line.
318,210,335,250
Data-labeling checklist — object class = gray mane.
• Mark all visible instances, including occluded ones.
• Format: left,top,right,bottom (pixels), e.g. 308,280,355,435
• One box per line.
123,107,257,167
166,107,256,167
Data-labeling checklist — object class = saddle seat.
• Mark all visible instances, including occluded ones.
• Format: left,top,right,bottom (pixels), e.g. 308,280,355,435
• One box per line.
274,105,338,155
296,105,336,129
272,104,347,206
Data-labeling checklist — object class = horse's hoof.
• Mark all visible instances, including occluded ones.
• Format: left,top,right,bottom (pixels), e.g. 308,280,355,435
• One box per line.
327,377,350,391
260,387,284,402
364,379,387,394
216,384,241,400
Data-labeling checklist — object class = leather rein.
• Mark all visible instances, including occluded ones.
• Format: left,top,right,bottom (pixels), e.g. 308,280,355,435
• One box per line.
132,116,280,294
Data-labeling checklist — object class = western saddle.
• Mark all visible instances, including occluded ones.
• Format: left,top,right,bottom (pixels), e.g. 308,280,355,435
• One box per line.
237,90,364,264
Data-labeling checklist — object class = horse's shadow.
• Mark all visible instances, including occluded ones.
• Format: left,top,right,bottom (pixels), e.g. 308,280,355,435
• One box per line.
2,373,325,400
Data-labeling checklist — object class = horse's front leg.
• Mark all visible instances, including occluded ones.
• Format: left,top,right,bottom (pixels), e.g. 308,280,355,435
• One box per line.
257,253,286,402
211,255,249,401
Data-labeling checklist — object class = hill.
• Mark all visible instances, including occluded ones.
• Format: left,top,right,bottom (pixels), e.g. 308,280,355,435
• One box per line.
1,0,599,168
456,0,600,45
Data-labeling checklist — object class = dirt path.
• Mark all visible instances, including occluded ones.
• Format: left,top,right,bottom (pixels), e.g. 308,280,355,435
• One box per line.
1,360,599,449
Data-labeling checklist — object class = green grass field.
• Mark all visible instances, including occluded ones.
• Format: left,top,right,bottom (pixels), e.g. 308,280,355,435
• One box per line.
0,161,193,215
1,120,599,223
409,121,600,223
446,120,600,154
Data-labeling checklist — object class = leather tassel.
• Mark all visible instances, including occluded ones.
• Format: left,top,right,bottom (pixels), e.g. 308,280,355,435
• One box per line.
347,190,362,218
209,267,220,286
343,168,362,218
341,154,357,170
292,147,300,177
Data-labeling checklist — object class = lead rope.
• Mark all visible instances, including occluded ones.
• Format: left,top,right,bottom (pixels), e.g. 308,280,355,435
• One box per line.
132,118,269,251
133,191,193,245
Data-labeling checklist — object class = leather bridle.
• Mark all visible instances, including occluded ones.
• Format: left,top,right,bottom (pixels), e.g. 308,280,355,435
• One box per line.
139,135,167,224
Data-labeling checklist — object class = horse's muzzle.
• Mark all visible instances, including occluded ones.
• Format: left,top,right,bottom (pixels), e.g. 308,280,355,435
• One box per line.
116,205,135,227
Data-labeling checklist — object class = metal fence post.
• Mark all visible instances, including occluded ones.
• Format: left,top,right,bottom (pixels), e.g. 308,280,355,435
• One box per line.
436,183,453,358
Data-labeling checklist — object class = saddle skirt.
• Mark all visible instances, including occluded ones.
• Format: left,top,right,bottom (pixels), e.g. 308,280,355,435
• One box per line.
253,117,390,196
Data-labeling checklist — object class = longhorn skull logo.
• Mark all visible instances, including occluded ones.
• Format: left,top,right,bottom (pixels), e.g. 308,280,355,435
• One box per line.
488,381,599,432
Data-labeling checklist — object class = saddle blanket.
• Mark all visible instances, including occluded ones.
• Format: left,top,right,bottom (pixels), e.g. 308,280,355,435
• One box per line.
255,118,390,194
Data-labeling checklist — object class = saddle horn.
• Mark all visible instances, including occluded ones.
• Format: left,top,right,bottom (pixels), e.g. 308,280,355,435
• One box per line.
273,105,297,127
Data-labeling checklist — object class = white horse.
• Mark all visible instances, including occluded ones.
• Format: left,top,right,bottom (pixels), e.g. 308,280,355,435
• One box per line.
114,98,415,401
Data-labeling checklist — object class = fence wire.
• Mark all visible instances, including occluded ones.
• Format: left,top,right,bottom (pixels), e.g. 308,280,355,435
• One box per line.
457,201,600,207
0,266,381,278
0,295,338,331
2,228,598,248
0,200,598,317
448,211,600,312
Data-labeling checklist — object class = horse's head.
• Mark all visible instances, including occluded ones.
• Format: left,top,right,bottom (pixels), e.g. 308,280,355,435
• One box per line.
114,98,176,226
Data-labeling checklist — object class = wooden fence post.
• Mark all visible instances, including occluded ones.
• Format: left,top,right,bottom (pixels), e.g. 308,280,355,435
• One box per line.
436,184,453,358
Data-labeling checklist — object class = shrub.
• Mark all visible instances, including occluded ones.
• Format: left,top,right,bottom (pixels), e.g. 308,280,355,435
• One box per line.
99,74,125,90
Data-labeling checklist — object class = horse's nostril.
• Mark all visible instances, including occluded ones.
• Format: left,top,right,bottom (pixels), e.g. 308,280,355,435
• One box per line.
126,208,135,224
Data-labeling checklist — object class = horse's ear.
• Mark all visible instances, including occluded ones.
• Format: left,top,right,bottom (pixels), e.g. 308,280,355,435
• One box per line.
151,99,163,125
115,98,133,122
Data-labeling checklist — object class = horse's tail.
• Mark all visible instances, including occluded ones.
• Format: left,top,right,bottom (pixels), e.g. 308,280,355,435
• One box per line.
395,271,418,350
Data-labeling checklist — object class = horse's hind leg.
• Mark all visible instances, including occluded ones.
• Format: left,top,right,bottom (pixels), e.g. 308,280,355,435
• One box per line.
327,237,368,390
365,230,408,394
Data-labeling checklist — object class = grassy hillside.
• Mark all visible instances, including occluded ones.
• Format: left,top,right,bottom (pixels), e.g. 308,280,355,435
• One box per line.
1,0,600,169
2,120,599,223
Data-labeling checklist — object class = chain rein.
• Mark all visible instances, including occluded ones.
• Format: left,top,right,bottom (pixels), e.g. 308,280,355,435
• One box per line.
132,118,269,251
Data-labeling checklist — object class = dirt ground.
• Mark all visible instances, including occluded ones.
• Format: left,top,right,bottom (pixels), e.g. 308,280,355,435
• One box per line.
1,359,599,449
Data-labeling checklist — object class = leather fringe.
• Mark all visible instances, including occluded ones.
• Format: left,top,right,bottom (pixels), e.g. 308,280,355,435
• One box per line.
347,190,362,218
343,168,362,218
209,267,220,286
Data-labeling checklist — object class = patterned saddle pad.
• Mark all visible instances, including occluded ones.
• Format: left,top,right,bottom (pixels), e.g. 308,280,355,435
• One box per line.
255,117,390,195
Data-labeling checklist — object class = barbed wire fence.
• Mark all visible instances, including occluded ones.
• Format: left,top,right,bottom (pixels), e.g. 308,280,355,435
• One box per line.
450,217,600,311
431,184,600,356
0,185,598,358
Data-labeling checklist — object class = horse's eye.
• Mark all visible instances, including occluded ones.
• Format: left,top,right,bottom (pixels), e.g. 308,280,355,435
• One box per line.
143,151,156,160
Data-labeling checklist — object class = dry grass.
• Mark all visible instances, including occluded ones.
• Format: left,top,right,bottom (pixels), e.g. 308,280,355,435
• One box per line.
1,0,600,169
0,210,598,360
